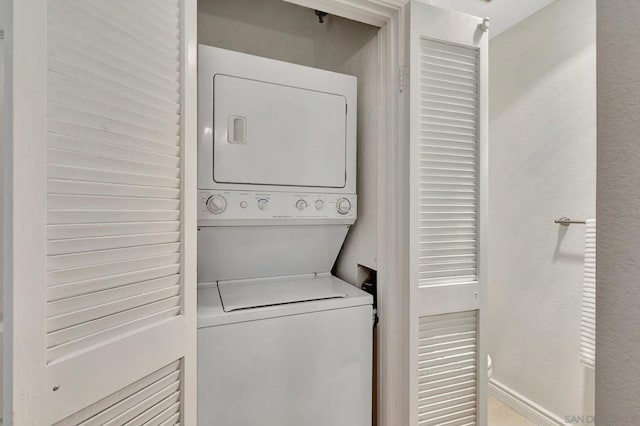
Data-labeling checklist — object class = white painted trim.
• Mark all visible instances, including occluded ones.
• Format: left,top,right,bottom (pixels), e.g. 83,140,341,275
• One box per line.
477,6,490,425
181,0,198,424
375,11,408,426
283,0,404,27
489,379,565,426
3,0,49,423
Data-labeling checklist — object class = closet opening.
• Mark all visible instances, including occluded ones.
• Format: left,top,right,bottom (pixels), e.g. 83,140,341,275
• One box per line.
196,0,385,424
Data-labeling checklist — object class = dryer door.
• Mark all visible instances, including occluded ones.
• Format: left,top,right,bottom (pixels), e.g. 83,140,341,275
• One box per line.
213,74,348,188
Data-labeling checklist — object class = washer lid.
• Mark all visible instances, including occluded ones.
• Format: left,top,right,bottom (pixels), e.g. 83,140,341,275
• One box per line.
218,275,348,312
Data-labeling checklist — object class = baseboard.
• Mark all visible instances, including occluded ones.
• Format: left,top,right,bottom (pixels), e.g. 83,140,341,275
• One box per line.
489,378,565,426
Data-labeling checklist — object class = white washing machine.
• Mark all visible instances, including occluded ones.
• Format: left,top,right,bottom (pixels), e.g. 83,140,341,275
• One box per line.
197,45,372,426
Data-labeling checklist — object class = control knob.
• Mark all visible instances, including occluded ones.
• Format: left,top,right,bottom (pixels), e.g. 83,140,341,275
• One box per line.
206,195,227,215
257,198,269,210
296,199,308,211
336,198,352,215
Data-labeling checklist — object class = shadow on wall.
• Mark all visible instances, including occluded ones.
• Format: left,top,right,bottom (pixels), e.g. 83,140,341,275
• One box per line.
553,226,585,264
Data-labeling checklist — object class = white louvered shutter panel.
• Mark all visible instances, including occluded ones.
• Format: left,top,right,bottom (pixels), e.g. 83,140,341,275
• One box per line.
418,312,478,425
407,3,488,426
5,0,197,424
418,39,478,287
53,361,183,426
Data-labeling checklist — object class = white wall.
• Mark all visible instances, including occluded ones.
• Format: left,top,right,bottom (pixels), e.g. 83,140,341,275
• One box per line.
331,38,378,284
197,0,380,286
597,1,640,424
488,0,596,420
198,0,378,72
198,2,315,67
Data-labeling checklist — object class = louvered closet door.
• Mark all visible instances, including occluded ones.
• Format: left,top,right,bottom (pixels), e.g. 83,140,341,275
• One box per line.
5,0,197,424
406,2,488,426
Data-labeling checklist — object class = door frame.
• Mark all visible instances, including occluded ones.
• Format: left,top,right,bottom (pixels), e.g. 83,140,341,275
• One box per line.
181,0,199,423
285,1,409,425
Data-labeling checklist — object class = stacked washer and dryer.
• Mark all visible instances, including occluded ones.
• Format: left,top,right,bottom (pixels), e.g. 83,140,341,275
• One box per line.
197,45,373,425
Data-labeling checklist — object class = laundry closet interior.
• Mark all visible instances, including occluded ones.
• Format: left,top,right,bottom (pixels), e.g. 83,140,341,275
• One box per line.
195,0,385,424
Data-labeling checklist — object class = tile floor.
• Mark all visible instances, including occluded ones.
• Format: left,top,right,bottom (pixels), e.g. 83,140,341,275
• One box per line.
488,396,537,426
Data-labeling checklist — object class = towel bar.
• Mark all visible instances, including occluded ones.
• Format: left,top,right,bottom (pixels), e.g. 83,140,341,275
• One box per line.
554,217,586,226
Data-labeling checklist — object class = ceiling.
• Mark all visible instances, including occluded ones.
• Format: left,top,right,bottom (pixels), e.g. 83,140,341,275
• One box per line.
428,0,557,37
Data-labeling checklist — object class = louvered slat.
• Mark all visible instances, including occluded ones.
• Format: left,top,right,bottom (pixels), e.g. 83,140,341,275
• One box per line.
54,360,183,426
580,219,596,368
419,38,479,287
46,0,183,373
47,301,180,356
418,311,478,426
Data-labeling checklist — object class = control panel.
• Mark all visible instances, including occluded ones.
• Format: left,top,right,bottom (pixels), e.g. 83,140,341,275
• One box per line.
198,191,357,223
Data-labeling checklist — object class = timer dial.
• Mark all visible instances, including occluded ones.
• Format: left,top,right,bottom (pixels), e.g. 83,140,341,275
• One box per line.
336,198,352,215
257,198,269,210
206,195,227,215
